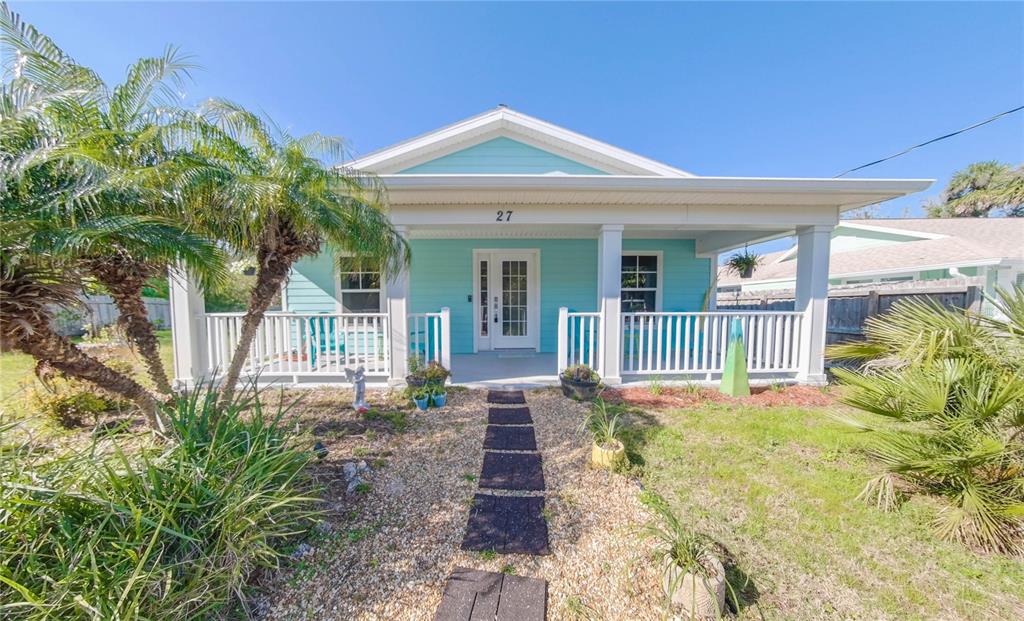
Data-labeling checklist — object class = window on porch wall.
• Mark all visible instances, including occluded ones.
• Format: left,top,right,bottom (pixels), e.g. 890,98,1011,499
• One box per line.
621,254,660,312
338,257,381,313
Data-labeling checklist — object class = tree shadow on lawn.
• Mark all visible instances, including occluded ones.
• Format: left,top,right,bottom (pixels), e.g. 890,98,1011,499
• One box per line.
613,405,665,469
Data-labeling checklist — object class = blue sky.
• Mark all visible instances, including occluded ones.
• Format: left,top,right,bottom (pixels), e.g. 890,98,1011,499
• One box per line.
13,1,1023,237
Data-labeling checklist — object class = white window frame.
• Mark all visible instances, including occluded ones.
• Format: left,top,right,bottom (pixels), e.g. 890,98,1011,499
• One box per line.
334,255,386,314
620,250,663,312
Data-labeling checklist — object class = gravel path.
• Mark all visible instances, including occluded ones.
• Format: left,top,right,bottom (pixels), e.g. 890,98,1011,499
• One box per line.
262,388,663,620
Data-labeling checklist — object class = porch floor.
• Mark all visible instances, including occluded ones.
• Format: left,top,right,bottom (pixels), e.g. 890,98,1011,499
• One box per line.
451,351,558,389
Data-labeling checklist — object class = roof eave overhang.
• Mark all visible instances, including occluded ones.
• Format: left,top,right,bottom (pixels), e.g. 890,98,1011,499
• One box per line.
377,175,933,209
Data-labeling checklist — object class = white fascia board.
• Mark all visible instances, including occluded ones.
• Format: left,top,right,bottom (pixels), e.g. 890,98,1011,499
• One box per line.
496,108,692,177
379,174,933,206
346,107,693,177
838,221,949,240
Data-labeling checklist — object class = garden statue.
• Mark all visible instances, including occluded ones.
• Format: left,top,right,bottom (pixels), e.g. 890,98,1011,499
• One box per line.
720,317,750,397
346,366,370,413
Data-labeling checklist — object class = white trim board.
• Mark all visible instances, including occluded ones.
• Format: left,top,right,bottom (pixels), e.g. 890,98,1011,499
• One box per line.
347,107,693,177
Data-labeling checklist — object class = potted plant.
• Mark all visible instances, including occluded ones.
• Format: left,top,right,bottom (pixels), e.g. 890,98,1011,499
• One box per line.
560,364,601,400
406,356,427,388
411,386,430,411
423,361,451,386
429,383,448,408
581,399,626,469
642,496,729,619
726,250,761,279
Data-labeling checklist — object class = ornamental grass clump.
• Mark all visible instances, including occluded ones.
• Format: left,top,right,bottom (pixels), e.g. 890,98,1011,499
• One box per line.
829,287,1024,555
0,384,320,619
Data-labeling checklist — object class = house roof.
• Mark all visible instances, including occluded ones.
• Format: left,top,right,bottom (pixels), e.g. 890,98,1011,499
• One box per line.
719,218,1024,285
348,106,694,176
349,107,932,221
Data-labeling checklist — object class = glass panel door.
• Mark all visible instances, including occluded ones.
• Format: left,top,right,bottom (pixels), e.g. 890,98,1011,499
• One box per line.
501,260,528,337
491,254,534,349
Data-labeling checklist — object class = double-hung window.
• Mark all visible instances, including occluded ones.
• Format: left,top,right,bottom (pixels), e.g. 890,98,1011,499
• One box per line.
621,254,660,312
338,258,382,313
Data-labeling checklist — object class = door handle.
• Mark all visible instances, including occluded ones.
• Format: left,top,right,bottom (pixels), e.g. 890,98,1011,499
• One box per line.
493,295,499,322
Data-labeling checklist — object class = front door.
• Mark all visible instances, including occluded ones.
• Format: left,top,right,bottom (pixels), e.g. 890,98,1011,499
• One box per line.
474,250,539,351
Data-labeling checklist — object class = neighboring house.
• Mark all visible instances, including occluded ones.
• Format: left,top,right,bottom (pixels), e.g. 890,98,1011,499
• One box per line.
717,219,1024,304
169,107,930,387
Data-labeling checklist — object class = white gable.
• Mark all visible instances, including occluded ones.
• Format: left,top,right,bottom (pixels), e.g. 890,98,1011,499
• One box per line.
348,106,693,177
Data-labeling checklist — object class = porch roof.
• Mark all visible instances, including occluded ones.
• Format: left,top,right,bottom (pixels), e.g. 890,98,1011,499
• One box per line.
378,174,932,210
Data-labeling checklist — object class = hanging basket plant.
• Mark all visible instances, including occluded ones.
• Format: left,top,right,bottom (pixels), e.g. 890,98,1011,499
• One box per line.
726,250,762,279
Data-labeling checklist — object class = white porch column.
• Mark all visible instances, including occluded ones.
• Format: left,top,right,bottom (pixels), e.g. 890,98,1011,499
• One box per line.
794,225,832,384
387,226,410,383
597,225,623,384
168,267,207,390
706,252,719,311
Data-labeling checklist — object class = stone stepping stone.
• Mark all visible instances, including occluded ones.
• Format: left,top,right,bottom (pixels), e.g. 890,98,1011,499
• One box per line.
483,425,537,451
487,406,533,425
461,494,550,555
487,390,526,404
433,566,547,621
480,451,545,491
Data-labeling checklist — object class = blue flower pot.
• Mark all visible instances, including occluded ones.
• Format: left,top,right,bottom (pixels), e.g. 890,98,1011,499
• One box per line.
431,393,448,408
413,396,430,411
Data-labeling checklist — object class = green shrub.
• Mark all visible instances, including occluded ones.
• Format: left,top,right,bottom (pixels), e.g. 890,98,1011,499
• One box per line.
0,385,320,619
562,364,600,383
580,398,623,449
29,371,127,428
829,287,1024,555
31,389,112,428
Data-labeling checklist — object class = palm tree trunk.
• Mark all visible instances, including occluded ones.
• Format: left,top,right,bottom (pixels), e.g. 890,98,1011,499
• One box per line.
219,225,313,404
12,320,168,433
88,258,174,396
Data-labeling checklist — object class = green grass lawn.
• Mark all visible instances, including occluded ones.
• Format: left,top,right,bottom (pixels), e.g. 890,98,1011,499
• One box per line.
620,403,1024,620
0,330,175,405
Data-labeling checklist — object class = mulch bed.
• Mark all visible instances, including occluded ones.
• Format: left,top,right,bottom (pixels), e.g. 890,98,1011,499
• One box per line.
603,384,835,410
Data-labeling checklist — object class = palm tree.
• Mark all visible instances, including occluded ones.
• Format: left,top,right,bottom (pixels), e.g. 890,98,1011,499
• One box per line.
828,290,1024,554
0,71,172,430
191,100,410,402
2,5,228,395
926,161,1024,218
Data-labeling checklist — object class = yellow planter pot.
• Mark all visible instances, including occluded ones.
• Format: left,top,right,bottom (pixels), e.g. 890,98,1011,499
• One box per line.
591,440,625,469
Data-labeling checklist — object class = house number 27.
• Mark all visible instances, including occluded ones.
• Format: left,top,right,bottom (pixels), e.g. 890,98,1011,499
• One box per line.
496,210,513,222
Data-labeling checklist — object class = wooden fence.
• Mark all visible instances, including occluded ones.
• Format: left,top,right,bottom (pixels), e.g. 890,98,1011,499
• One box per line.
51,295,171,337
717,285,981,344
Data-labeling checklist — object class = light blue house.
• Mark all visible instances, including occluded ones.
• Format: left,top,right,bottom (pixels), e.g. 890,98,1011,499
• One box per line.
172,107,930,387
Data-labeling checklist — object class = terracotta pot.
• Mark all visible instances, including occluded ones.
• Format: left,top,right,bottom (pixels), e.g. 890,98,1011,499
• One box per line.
591,439,625,469
663,555,726,619
560,376,600,400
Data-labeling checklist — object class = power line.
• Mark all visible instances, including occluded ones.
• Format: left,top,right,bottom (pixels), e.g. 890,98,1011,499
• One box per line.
835,105,1024,177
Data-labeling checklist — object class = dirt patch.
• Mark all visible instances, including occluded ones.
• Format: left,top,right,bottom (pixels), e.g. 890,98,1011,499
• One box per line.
604,384,834,410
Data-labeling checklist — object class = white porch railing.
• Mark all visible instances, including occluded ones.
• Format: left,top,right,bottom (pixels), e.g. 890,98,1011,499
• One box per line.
556,308,602,373
621,311,803,375
205,312,391,377
407,308,452,369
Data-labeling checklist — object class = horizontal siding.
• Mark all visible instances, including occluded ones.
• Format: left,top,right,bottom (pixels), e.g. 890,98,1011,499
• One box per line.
286,239,712,354
409,238,599,354
286,253,337,313
624,239,711,312
400,137,608,175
